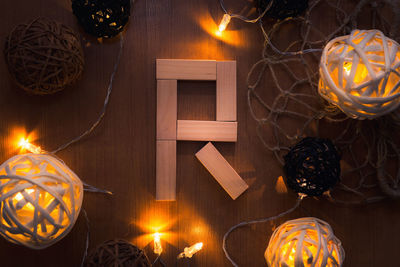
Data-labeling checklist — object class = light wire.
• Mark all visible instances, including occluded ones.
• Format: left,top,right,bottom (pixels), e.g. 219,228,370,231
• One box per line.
222,197,303,266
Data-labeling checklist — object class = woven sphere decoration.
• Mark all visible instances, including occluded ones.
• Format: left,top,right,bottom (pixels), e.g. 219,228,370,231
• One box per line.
4,18,84,95
319,29,400,119
283,137,340,197
86,239,151,267
265,217,345,267
0,153,83,249
72,0,131,38
255,0,308,20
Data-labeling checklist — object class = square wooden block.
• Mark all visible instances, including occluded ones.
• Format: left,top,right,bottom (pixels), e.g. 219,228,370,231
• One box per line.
156,140,176,201
177,120,237,142
156,59,217,80
217,61,236,121
196,142,248,200
157,80,177,140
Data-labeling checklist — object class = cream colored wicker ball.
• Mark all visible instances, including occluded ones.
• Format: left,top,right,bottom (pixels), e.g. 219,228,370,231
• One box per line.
265,217,344,267
0,153,83,249
319,29,400,119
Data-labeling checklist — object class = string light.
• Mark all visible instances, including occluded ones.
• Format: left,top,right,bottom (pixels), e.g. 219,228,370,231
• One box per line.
153,232,163,255
18,138,42,154
177,242,204,259
217,14,231,35
216,0,273,34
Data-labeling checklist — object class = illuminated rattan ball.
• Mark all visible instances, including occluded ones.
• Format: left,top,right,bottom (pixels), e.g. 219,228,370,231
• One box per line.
0,153,83,249
255,0,308,20
4,18,84,95
265,217,345,267
72,0,131,38
283,137,340,197
86,239,151,267
319,29,400,119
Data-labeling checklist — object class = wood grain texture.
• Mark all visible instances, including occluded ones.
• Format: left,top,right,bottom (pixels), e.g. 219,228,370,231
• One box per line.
156,140,176,201
156,59,216,80
0,0,397,267
196,142,248,199
177,120,237,142
216,61,237,121
157,80,177,140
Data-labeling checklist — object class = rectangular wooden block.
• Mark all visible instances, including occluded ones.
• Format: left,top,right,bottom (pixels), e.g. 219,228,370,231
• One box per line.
216,61,237,121
156,140,176,201
196,142,248,200
156,59,217,80
177,120,237,142
157,80,177,140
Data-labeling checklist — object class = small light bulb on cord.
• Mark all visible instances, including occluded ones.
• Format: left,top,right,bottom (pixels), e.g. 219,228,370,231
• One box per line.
18,138,42,154
153,232,163,255
217,14,231,34
177,242,204,259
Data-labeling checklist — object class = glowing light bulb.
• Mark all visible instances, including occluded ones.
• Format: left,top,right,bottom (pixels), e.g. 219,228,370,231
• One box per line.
19,138,42,154
217,14,231,35
177,242,204,259
14,193,24,201
343,62,352,76
153,232,163,255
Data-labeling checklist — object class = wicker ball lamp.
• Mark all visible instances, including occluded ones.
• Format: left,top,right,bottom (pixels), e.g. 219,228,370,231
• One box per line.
4,18,84,95
319,29,400,119
283,137,341,197
72,0,131,39
86,239,151,267
0,153,83,249
265,217,345,267
254,0,309,20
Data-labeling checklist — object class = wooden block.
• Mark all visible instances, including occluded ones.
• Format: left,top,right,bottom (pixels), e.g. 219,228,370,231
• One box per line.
216,61,237,121
156,140,176,201
156,59,217,80
157,80,177,140
177,120,237,142
196,142,248,200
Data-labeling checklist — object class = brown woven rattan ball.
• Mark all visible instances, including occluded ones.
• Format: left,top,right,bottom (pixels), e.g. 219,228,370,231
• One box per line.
86,239,151,267
4,18,84,95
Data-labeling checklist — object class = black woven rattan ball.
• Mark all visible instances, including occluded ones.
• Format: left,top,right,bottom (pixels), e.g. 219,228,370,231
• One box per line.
283,137,341,197
86,239,151,267
72,0,131,38
255,0,308,20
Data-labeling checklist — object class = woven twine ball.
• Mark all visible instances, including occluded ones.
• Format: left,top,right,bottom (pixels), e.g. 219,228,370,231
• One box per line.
283,137,341,197
0,153,83,249
255,0,308,20
319,29,400,119
72,0,131,39
86,239,151,267
4,18,84,95
265,217,345,267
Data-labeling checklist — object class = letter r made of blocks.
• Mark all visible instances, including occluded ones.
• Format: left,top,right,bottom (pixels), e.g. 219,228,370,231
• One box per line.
156,59,245,201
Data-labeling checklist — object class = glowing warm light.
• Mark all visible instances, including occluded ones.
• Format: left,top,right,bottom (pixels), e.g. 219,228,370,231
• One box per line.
265,217,344,267
275,176,288,194
319,29,400,119
178,242,204,259
18,138,42,154
0,153,83,249
153,232,163,255
198,14,244,47
218,14,231,34
343,62,351,76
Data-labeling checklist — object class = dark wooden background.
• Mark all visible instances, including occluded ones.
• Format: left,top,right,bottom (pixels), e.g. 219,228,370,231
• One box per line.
0,0,399,266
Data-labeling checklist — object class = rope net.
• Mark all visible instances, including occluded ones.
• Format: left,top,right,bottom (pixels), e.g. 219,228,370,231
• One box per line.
246,0,400,204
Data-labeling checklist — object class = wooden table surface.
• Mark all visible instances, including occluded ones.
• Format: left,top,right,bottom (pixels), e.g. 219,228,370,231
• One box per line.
1,0,399,266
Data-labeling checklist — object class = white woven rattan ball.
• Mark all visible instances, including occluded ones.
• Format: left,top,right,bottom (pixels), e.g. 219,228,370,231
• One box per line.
319,29,400,119
0,153,83,249
265,217,345,267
